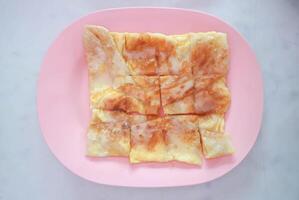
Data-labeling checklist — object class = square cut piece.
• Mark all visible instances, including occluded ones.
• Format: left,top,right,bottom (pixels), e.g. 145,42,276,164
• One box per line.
130,118,171,163
130,116,202,165
190,32,229,77
114,76,161,114
200,129,234,159
90,76,161,115
165,115,202,165
87,112,130,157
194,75,230,114
160,75,195,114
83,25,130,90
123,33,192,75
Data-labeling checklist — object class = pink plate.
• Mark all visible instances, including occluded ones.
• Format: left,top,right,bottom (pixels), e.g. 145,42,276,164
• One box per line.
37,8,263,187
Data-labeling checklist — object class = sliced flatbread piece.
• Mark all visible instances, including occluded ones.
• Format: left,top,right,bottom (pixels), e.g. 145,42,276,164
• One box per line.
90,75,161,114
130,118,171,163
190,32,229,77
165,115,202,165
84,26,234,163
123,33,192,75
123,33,168,75
194,75,231,114
113,76,161,114
160,75,195,114
200,129,234,159
87,113,130,157
83,25,130,91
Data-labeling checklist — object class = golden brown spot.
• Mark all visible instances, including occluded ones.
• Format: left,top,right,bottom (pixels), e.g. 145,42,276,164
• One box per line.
146,124,155,129
147,132,161,150
166,96,176,104
146,115,159,121
104,96,127,112
182,131,198,144
125,33,174,52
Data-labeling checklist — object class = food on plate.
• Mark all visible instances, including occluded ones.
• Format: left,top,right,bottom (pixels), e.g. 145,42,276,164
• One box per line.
190,32,229,77
83,25,130,78
121,32,193,75
87,111,130,157
130,116,202,165
90,76,161,115
160,75,195,114
83,25,234,165
165,116,202,165
194,75,231,114
130,118,171,163
200,129,234,158
198,114,225,132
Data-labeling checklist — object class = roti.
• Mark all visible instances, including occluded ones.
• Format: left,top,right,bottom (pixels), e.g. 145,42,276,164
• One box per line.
83,25,234,165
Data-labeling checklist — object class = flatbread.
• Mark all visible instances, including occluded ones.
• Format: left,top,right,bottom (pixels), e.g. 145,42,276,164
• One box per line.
83,25,234,163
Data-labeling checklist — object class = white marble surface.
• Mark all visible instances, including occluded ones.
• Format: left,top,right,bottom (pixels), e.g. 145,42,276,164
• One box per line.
1,0,299,199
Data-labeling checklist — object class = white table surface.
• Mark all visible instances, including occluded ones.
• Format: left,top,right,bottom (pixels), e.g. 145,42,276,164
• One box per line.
1,0,299,199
